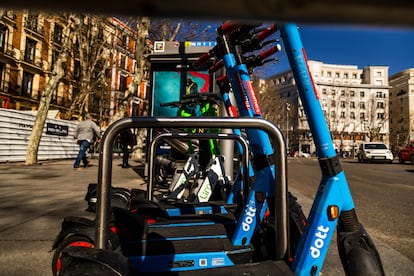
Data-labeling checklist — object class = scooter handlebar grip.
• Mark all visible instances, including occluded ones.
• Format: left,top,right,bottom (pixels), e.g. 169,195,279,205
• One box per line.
256,24,277,41
218,21,242,35
209,60,224,73
259,44,281,60
194,52,211,68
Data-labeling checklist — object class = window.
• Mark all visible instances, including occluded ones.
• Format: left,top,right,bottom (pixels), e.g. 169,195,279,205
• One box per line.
344,73,348,79
360,112,365,119
132,60,136,74
331,100,336,107
119,75,127,92
350,101,355,108
350,90,355,97
331,111,335,118
22,71,34,97
340,90,345,96
377,102,385,108
376,71,382,77
120,55,127,69
360,91,365,97
51,50,59,71
24,38,37,63
331,89,336,96
53,24,63,43
377,113,384,119
322,88,327,95
352,73,357,79
74,60,81,81
327,71,332,77
0,63,4,88
26,13,38,31
376,91,383,98
350,112,355,119
121,34,128,46
335,72,340,78
360,102,365,109
0,24,7,52
340,111,345,118
340,101,346,108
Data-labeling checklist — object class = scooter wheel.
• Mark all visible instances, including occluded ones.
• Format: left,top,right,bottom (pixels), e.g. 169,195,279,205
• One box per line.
52,235,94,276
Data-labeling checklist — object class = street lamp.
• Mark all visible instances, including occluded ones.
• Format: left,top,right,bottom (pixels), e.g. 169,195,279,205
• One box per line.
286,102,291,150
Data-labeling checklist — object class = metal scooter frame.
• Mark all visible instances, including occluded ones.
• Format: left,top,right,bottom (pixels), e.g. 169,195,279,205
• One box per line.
212,22,383,275
147,131,251,203
95,117,288,260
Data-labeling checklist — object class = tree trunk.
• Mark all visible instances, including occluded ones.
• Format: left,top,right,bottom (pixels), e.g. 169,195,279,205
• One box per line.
25,16,75,165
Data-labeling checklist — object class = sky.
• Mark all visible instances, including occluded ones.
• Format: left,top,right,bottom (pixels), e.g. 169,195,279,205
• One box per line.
274,24,414,77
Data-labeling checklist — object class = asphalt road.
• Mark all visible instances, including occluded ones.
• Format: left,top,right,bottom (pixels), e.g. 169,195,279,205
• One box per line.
288,157,414,275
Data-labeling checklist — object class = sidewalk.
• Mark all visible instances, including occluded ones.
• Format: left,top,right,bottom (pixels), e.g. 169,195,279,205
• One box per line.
0,157,145,276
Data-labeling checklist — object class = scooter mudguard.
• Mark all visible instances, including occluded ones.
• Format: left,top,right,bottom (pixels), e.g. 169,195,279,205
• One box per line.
51,216,95,250
59,247,130,276
51,216,120,251
337,221,385,276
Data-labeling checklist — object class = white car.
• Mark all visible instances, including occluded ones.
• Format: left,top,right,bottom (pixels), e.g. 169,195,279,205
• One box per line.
358,142,393,163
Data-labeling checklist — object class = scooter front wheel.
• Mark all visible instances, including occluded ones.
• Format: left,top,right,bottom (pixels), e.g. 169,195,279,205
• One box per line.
52,235,94,276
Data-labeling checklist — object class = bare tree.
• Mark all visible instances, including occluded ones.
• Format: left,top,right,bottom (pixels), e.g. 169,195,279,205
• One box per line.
25,14,76,165
67,15,113,121
150,19,211,42
110,17,151,123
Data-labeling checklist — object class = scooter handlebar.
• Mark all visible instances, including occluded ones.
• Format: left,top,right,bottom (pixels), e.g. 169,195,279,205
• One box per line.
256,24,277,41
209,59,224,73
217,21,243,35
258,44,281,60
194,52,212,69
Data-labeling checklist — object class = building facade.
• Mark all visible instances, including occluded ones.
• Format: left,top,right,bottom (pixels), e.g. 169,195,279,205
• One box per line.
389,68,414,152
259,61,390,157
0,10,142,124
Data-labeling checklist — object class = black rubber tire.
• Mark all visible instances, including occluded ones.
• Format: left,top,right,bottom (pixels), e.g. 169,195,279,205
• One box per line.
52,235,94,276
288,192,307,259
257,192,306,261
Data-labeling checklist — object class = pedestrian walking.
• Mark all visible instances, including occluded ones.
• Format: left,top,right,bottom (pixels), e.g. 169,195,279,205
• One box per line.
119,129,136,168
73,113,101,170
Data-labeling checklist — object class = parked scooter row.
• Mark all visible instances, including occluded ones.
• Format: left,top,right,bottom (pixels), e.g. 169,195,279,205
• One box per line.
51,21,384,276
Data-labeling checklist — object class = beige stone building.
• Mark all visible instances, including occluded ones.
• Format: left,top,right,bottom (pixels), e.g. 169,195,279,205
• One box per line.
258,61,390,157
389,68,414,152
0,10,142,123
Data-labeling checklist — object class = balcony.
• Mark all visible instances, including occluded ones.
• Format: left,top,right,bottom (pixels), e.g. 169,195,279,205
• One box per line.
24,21,44,39
0,11,17,27
0,43,20,62
21,52,46,72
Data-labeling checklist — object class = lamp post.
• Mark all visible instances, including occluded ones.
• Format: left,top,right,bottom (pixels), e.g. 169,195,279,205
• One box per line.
286,102,291,151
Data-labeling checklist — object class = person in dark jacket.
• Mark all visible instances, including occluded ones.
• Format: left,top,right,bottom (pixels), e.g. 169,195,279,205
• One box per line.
73,113,101,169
119,129,135,168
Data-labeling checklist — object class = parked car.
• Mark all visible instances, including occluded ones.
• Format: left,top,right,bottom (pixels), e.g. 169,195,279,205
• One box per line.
358,142,393,163
397,140,414,164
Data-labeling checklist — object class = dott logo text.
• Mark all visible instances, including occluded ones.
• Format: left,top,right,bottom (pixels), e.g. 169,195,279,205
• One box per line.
242,203,256,232
310,225,330,258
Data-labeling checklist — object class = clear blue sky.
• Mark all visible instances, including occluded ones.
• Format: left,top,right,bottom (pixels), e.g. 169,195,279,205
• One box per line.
286,24,414,76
